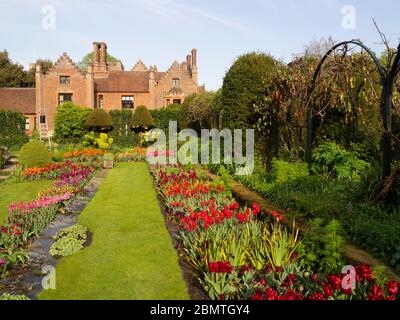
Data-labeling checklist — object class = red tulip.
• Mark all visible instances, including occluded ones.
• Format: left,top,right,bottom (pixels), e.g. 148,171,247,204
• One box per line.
387,281,399,296
368,284,383,300
328,275,342,290
323,284,333,297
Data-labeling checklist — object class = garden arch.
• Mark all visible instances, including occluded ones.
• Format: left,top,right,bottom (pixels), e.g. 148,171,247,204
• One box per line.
305,40,400,182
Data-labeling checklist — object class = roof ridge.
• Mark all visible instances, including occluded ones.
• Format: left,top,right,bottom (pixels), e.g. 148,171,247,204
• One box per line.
46,52,83,75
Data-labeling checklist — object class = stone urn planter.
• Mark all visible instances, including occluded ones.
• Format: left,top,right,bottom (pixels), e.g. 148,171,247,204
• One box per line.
103,154,114,169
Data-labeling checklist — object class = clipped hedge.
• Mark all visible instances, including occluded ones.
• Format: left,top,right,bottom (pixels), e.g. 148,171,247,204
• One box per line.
19,140,51,168
0,109,28,148
150,104,184,132
109,109,140,147
131,105,155,132
221,52,279,130
85,109,113,132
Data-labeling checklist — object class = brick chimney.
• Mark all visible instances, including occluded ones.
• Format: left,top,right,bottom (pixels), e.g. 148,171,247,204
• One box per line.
93,42,99,66
92,42,108,77
191,48,198,84
186,54,192,74
100,42,107,66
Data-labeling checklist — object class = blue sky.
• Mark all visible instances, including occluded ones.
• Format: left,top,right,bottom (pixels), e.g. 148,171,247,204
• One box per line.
0,0,399,90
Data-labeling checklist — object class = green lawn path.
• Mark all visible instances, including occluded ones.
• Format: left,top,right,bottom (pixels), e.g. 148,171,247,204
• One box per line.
0,180,53,223
38,162,189,300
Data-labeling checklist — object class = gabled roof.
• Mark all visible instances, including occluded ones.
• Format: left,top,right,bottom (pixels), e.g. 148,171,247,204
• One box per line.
132,60,148,72
0,88,36,114
46,53,83,76
94,71,150,92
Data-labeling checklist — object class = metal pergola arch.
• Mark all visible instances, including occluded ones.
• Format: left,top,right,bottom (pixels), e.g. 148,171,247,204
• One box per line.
305,39,400,182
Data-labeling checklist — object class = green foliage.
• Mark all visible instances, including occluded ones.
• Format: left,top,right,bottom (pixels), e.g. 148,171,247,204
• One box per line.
131,105,155,132
297,218,345,274
263,221,301,271
83,132,113,150
269,159,309,184
0,148,5,169
0,248,28,278
229,157,400,273
341,204,400,274
49,224,88,257
25,59,53,86
312,142,370,180
109,109,140,147
0,50,31,87
181,91,222,130
0,109,28,148
31,127,40,141
54,102,91,141
221,52,280,130
78,52,120,71
371,265,389,288
218,166,233,192
85,109,113,132
150,104,185,132
19,140,51,168
0,293,30,300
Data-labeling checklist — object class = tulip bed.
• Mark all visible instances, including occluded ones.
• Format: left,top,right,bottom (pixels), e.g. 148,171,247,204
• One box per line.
116,147,147,163
151,164,400,300
0,161,95,278
63,149,106,163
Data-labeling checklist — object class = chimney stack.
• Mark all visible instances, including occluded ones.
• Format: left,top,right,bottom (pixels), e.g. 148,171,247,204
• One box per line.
186,54,192,73
190,48,198,84
92,42,108,77
191,48,197,67
93,42,100,66
100,42,107,66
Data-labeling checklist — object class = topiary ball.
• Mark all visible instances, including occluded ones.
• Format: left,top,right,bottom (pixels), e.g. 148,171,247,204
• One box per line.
131,105,155,133
19,140,51,168
85,109,113,132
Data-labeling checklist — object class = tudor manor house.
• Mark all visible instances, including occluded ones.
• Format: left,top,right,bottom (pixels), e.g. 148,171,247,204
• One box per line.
0,42,203,136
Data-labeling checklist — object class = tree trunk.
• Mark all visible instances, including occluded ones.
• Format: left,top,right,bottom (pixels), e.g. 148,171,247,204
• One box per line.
375,160,400,203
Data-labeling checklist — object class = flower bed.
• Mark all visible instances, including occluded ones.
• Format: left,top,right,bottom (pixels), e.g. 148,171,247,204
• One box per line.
151,164,400,300
63,149,106,163
116,147,147,163
22,161,95,181
0,161,95,278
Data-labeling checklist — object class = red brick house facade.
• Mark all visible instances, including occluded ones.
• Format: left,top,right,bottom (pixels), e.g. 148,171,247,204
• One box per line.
0,42,202,136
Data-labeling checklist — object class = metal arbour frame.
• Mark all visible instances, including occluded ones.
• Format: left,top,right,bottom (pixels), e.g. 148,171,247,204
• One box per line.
305,39,400,182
